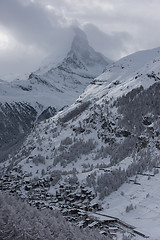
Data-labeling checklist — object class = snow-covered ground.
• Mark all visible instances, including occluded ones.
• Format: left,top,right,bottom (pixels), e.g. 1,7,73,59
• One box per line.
101,171,160,240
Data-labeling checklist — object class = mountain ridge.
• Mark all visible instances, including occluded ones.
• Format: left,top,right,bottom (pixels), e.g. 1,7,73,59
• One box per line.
4,44,160,176
0,28,111,159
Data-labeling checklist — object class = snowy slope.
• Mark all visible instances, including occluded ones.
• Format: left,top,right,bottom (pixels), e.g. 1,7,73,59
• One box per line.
81,46,160,103
0,28,111,156
0,28,111,110
101,170,160,240
2,45,160,239
5,45,160,178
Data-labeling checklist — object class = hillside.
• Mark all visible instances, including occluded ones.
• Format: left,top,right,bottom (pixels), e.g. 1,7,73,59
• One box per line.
1,46,160,239
0,28,111,160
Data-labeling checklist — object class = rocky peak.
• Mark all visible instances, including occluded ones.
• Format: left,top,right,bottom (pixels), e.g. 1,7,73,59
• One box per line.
59,28,112,77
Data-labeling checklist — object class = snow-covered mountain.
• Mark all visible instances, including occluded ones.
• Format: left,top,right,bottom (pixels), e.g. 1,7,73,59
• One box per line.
0,28,111,159
7,45,160,172
3,45,160,239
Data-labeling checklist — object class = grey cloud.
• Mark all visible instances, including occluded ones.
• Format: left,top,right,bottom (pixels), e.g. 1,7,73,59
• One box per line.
1,0,160,77
83,24,133,60
0,0,74,51
0,0,52,48
0,0,74,75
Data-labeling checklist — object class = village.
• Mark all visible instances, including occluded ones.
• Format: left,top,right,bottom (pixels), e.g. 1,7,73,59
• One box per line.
0,172,149,239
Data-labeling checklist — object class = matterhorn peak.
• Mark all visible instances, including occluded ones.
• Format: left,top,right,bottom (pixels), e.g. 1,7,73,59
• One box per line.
35,27,112,78
64,27,112,77
70,27,90,54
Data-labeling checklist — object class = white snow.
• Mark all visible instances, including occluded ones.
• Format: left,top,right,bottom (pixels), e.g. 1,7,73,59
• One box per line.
0,29,110,113
101,171,160,240
2,42,160,240
80,46,160,104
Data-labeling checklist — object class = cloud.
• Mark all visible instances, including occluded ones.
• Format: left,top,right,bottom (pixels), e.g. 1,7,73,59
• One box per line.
1,0,160,77
0,0,74,75
0,0,74,51
83,24,133,60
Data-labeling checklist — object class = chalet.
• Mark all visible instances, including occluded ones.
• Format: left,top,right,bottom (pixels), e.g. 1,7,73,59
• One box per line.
68,208,79,215
61,209,69,216
74,194,81,200
88,221,99,229
57,196,64,201
79,205,89,211
87,195,94,201
56,191,61,197
40,206,47,210
25,185,31,191
104,169,112,173
82,197,88,203
69,197,75,203
65,189,71,195
20,195,26,201
1,178,10,183
110,232,117,239
78,212,88,221
67,193,75,198
16,175,23,180
81,194,86,201
100,218,117,226
65,185,72,190
80,184,86,189
43,182,50,188
48,206,54,210
1,185,10,191
81,189,88,194
34,201,41,207
77,220,86,228
89,203,102,211
99,168,105,171
45,193,50,197
71,184,78,190
99,230,109,236
108,226,119,232
74,202,83,209
59,185,65,193
32,182,39,188
25,180,30,184
50,199,58,205
85,218,93,225
10,189,17,193
86,190,92,195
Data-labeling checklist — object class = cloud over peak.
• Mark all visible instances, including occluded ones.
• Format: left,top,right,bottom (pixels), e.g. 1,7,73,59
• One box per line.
1,0,160,77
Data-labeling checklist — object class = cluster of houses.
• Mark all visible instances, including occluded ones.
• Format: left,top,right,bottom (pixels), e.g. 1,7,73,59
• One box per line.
0,173,120,238
0,173,103,214
0,172,148,239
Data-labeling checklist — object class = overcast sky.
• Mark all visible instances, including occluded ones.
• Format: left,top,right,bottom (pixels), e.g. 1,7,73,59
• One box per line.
1,0,160,78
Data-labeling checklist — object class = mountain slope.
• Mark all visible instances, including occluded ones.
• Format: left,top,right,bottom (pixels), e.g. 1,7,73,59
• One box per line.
1,48,160,239
0,28,111,160
5,46,160,176
2,45,160,181
3,46,160,238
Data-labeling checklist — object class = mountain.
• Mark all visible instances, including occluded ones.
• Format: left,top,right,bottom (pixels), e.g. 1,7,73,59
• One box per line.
0,28,111,160
2,46,160,239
